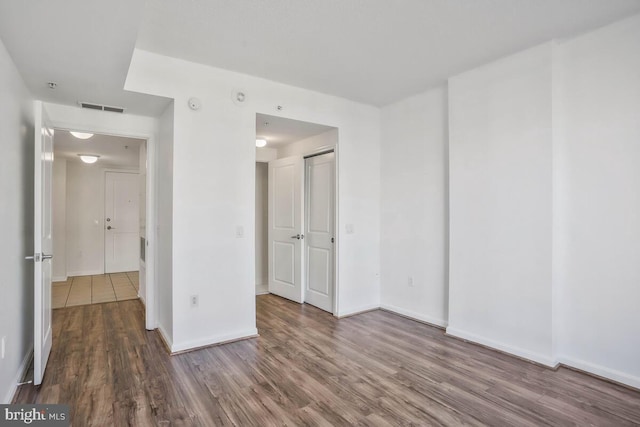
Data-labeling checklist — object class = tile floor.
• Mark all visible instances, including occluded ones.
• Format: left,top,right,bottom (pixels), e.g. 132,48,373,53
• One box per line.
52,271,139,309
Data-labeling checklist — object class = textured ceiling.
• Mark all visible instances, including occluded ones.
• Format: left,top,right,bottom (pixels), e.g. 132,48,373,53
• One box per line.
136,0,640,106
1,1,639,114
0,0,170,116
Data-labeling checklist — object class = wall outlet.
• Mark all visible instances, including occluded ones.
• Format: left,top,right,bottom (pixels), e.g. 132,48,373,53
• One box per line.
190,295,199,308
1,336,5,359
408,276,414,287
235,226,244,238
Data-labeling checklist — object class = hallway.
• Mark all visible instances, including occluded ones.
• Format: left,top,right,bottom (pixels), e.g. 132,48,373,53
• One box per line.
52,272,139,308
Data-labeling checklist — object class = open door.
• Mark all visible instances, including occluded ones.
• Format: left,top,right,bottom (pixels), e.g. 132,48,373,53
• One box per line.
268,155,304,303
304,152,335,313
30,101,54,385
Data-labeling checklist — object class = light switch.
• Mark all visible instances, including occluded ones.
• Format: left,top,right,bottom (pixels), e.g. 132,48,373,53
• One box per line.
236,226,244,238
346,224,354,234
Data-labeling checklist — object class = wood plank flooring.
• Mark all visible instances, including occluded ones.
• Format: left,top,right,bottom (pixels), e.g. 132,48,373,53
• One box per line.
13,294,640,426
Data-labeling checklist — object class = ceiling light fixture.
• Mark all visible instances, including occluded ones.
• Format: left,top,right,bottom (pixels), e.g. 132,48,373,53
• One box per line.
70,131,94,140
78,154,100,164
256,139,267,148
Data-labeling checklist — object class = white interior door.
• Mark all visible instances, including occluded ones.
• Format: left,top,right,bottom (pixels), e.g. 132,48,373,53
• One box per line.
105,172,140,273
304,153,335,313
268,155,304,303
32,101,54,386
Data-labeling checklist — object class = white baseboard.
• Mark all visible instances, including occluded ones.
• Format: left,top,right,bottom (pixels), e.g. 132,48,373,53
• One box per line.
52,276,67,283
66,269,103,278
170,329,259,354
157,324,173,353
3,344,33,404
380,304,448,328
446,326,557,367
255,283,269,295
558,355,640,390
336,303,380,318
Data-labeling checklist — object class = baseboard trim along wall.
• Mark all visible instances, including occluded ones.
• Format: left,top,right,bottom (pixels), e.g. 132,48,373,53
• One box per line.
52,276,67,283
66,269,103,278
169,329,259,354
255,283,269,295
445,327,558,368
336,303,380,319
557,356,640,390
156,325,173,354
5,345,33,404
380,304,448,329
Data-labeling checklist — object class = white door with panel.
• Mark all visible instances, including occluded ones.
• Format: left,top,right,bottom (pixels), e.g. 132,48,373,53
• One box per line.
304,153,335,313
105,172,140,273
31,101,54,385
268,155,304,303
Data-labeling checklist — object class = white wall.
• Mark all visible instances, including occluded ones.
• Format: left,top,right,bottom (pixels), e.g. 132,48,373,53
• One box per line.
380,86,449,327
254,162,268,294
554,14,640,388
125,49,381,351
447,43,555,365
44,103,159,139
65,161,105,276
0,37,34,403
52,159,67,281
256,147,277,162
156,101,174,344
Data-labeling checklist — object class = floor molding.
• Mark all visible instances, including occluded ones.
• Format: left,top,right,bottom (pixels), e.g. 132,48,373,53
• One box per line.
446,326,558,368
5,345,33,404
170,329,259,354
335,304,380,319
380,304,447,329
558,356,640,391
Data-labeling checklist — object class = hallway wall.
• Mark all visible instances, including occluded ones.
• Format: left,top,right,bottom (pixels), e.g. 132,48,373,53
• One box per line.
0,37,35,404
52,159,67,281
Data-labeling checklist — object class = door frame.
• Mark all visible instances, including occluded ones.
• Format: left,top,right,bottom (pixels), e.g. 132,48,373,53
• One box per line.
49,122,157,331
257,135,339,316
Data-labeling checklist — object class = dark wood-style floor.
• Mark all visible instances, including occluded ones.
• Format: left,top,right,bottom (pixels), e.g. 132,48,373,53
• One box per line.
14,295,640,426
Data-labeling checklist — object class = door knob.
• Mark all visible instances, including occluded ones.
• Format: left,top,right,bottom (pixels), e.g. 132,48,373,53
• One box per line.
42,254,53,260
290,234,304,240
107,226,115,230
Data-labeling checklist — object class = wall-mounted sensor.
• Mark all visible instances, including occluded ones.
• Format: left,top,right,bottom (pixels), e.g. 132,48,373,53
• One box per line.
47,82,57,89
188,97,202,111
232,89,247,106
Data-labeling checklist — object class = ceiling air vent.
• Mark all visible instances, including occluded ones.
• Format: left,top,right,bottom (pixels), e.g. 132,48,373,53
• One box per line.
103,105,125,113
78,101,125,113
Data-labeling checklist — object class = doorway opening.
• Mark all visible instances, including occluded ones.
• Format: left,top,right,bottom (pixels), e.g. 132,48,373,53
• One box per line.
255,113,338,314
51,130,146,308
